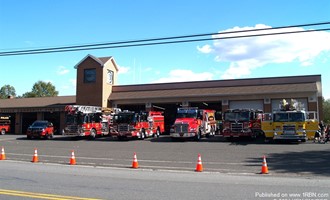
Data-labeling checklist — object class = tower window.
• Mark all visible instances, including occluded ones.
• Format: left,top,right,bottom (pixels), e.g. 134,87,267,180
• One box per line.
84,68,96,83
107,70,114,84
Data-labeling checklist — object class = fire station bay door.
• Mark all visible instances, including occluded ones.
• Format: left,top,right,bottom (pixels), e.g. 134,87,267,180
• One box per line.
229,100,263,110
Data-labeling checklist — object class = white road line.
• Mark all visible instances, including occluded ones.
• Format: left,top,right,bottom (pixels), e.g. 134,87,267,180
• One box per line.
5,153,249,165
0,138,18,141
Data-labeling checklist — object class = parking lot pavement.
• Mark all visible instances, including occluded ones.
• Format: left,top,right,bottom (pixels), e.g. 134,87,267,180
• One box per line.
1,134,330,177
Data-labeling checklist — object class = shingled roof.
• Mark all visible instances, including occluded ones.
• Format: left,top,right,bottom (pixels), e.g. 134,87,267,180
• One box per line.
109,75,321,101
0,96,76,109
73,54,118,71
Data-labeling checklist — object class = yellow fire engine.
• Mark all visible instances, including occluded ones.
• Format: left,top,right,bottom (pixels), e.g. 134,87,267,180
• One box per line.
262,99,319,142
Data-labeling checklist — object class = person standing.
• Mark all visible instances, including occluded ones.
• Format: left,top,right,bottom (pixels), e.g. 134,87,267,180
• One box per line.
324,124,329,144
319,120,325,142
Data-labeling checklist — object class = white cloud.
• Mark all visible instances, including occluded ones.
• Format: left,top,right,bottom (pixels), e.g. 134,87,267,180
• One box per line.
57,66,69,75
118,65,130,74
144,67,152,72
59,79,76,94
197,44,212,53
198,24,330,79
153,69,213,83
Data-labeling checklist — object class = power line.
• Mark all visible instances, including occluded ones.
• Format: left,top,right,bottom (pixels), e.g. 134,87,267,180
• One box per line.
1,22,330,56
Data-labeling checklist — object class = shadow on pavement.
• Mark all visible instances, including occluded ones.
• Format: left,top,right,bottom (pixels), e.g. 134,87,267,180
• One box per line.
246,148,330,176
149,135,225,143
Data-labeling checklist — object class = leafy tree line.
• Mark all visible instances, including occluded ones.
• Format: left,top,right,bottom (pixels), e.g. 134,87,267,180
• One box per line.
323,98,330,124
0,81,58,99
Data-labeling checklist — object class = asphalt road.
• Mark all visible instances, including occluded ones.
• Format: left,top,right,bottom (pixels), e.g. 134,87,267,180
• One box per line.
1,134,330,177
0,161,329,200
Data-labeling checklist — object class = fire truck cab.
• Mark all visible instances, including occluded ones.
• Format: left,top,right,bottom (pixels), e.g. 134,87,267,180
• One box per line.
262,99,318,142
62,105,111,139
110,110,164,140
0,115,11,135
222,109,263,139
170,107,217,141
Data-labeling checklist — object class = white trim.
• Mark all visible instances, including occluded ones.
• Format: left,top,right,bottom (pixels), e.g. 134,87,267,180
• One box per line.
74,54,104,69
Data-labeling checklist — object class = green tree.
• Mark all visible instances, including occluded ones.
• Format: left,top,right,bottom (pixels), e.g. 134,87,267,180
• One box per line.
0,84,16,99
22,81,59,98
323,98,330,124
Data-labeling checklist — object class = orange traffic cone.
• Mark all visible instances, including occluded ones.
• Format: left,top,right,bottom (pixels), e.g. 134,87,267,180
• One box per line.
70,150,76,165
0,146,6,160
261,155,269,174
195,154,203,172
132,152,139,168
32,148,38,163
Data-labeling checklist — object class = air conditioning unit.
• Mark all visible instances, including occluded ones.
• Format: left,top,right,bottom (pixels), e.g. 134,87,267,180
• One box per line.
308,95,317,102
182,101,189,107
145,102,152,108
264,98,271,104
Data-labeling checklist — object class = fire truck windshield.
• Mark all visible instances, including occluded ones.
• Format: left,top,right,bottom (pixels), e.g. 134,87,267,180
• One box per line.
273,112,305,122
224,111,250,121
0,120,10,125
176,109,198,118
65,114,84,125
0,116,10,125
113,113,137,124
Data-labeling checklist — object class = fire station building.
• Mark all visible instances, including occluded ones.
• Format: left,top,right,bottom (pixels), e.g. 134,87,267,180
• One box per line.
0,54,323,134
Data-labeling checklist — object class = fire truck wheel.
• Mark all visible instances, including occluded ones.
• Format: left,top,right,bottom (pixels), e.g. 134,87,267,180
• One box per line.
195,131,201,141
45,133,52,140
154,129,160,138
140,130,146,140
90,129,96,140
1,129,5,135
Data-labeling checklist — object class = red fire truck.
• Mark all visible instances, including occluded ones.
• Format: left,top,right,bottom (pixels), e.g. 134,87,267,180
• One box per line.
62,105,111,139
0,115,11,135
110,110,165,140
170,107,217,141
222,109,263,139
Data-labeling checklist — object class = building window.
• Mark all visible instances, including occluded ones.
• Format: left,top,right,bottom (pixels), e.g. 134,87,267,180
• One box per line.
84,68,96,83
107,70,114,84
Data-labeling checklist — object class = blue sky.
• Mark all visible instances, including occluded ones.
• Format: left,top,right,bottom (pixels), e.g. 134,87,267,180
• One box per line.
1,0,330,99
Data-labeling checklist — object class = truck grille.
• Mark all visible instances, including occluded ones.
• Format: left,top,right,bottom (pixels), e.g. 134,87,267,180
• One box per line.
31,128,43,132
175,123,188,133
66,125,78,132
231,123,243,132
118,124,129,132
283,125,296,135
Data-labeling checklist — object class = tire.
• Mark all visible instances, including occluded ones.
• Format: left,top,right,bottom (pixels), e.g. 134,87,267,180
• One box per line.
1,129,5,135
154,128,160,138
195,131,201,141
90,129,96,140
139,129,145,140
208,126,216,137
45,133,53,140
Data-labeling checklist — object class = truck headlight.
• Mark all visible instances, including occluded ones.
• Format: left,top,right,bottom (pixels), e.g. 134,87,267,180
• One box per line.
190,128,196,132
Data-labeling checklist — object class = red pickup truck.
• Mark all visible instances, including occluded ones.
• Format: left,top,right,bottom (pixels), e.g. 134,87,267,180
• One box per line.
26,120,54,139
